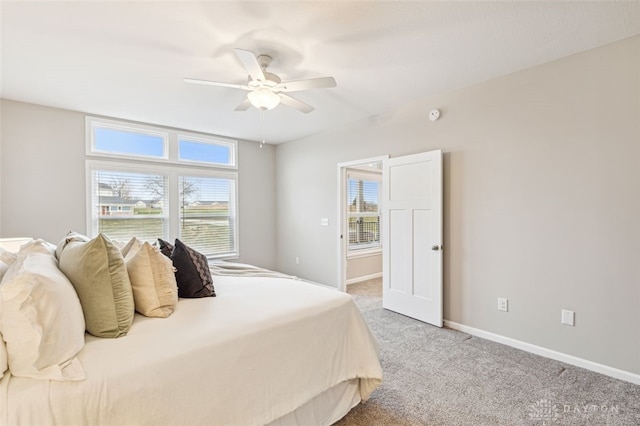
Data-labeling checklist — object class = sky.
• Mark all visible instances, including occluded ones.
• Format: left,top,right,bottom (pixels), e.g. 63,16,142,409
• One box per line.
94,126,230,164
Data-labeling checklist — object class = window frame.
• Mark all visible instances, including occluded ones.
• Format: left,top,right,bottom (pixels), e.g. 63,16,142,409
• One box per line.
86,116,237,169
85,116,239,259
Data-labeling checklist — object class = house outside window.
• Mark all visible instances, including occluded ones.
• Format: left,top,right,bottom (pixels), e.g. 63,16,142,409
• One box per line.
86,117,238,258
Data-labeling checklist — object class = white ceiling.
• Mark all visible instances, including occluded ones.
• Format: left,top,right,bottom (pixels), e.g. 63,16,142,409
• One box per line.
2,1,639,144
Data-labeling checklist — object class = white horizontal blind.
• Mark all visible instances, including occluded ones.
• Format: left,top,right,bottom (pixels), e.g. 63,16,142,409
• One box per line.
178,176,237,257
347,170,381,252
91,169,169,243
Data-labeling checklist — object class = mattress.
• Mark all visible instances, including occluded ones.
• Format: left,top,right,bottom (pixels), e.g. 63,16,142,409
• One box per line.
0,275,382,426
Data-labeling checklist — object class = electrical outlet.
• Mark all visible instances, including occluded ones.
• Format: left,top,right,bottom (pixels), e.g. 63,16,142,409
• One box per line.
562,309,575,326
295,257,300,265
497,298,508,312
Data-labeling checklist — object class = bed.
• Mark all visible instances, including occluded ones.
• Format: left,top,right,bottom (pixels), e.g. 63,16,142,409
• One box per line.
0,240,382,426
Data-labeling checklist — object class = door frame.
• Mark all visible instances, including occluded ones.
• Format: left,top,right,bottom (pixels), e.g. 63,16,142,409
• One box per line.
336,155,389,292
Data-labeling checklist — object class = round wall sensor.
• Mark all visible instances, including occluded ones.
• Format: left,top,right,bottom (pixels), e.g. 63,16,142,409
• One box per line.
429,109,440,122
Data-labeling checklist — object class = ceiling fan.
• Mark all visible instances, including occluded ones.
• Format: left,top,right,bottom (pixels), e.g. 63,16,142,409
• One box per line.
184,48,336,113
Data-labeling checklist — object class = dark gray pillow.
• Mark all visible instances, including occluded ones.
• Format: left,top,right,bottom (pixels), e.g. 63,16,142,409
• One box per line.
171,239,215,298
157,238,173,258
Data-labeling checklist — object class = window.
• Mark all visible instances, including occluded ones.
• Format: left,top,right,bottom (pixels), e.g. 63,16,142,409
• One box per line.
178,175,236,256
90,168,169,242
90,121,168,159
347,170,381,253
87,117,236,168
86,117,238,258
178,136,235,166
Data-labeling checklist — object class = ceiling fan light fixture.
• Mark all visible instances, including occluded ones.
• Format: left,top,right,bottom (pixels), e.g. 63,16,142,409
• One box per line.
247,88,281,110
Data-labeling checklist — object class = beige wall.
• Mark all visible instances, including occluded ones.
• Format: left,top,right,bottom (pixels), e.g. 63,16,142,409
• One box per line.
347,253,382,282
275,35,640,374
0,99,277,269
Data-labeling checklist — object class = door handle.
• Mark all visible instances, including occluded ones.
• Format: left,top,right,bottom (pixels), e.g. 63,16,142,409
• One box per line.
432,245,441,251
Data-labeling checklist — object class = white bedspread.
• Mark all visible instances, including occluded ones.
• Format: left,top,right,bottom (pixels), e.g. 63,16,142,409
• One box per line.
0,276,382,426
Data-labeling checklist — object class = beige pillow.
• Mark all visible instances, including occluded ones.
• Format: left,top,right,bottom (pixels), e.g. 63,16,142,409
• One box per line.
58,234,134,338
0,251,85,381
124,238,178,318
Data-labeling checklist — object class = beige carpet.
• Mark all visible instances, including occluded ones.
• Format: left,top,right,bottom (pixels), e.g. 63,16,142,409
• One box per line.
337,278,640,425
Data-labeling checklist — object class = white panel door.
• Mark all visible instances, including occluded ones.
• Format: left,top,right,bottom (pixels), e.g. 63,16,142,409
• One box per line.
382,150,443,326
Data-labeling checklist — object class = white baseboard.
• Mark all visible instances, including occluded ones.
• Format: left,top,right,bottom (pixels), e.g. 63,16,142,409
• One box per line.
346,272,382,286
444,320,640,386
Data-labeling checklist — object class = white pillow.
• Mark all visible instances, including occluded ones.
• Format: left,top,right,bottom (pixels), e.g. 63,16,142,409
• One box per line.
0,261,10,282
0,251,86,381
0,249,15,380
0,333,7,379
17,239,57,256
0,237,33,253
0,247,17,264
124,238,178,318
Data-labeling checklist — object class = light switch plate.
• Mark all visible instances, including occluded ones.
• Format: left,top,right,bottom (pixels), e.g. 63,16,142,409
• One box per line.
561,309,575,326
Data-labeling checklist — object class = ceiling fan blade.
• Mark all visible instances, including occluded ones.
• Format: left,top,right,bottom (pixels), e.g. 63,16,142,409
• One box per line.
234,98,251,112
235,48,266,82
183,78,250,90
276,76,336,93
279,94,315,113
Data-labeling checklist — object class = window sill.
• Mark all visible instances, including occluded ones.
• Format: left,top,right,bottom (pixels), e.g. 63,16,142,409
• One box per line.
347,248,382,260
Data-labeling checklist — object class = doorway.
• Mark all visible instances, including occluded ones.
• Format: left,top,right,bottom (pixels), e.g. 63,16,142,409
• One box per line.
337,150,443,328
337,156,388,292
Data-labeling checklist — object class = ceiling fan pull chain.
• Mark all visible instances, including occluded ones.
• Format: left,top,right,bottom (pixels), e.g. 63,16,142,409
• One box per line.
259,109,265,149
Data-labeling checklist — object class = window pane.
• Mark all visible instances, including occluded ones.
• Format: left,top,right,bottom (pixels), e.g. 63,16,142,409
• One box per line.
94,126,165,158
347,178,380,251
179,139,231,165
179,176,236,257
93,169,168,242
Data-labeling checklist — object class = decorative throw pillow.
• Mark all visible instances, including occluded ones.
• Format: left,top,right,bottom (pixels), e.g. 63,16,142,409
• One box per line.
120,237,139,258
123,237,178,318
171,239,215,298
0,251,85,381
157,238,174,258
55,231,91,260
58,234,134,338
